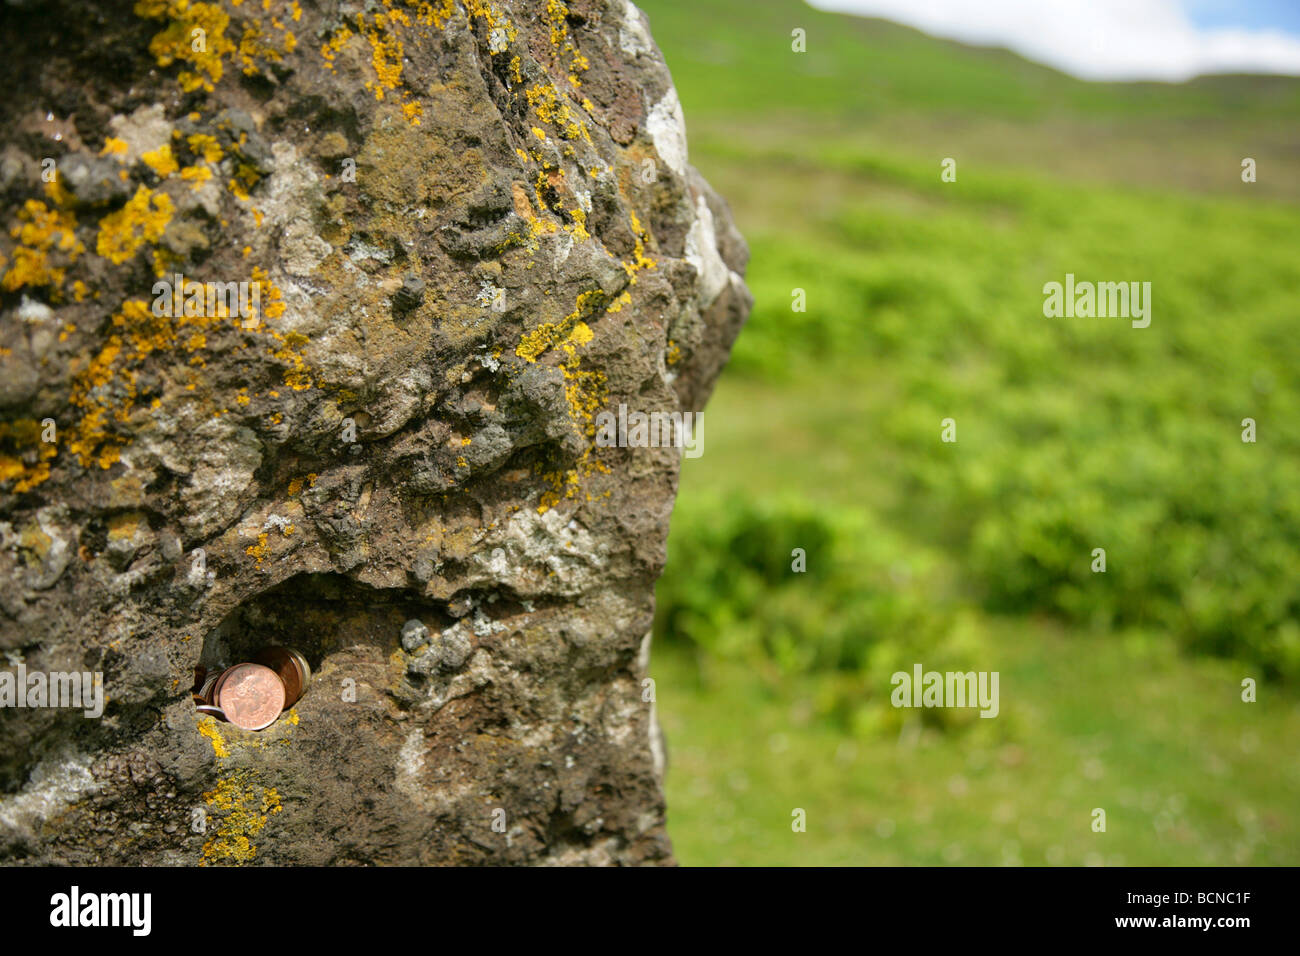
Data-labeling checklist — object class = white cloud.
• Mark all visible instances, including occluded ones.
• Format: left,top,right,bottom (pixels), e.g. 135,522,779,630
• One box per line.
807,0,1300,81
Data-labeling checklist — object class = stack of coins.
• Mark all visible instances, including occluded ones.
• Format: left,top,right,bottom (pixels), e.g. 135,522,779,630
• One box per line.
192,647,310,731
253,646,311,709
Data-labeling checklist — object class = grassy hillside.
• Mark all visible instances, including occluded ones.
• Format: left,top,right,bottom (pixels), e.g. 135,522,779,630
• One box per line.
642,0,1300,121
637,0,1300,865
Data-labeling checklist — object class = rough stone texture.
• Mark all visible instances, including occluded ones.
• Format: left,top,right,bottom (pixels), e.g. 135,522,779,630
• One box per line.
0,0,749,865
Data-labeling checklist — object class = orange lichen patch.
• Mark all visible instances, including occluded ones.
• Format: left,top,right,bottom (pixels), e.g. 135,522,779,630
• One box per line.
3,246,65,292
135,0,236,93
0,419,58,494
520,306,612,515
141,144,179,178
566,206,589,241
604,289,632,314
228,162,262,201
138,0,296,93
525,83,590,143
198,716,229,758
186,133,224,164
545,0,567,47
66,335,130,471
364,10,408,96
268,330,312,391
319,22,353,65
560,324,605,431
151,245,182,281
249,265,285,322
321,0,502,125
542,0,589,89
2,200,84,292
463,0,510,31
43,174,74,208
63,269,311,469
200,770,282,865
515,211,654,365
95,186,174,264
181,165,214,189
244,532,270,566
622,211,657,281
237,14,296,75
100,136,130,159
518,209,660,513
337,4,424,124
516,288,606,363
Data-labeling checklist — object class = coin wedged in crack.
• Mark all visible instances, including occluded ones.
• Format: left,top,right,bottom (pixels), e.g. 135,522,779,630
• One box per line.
215,663,286,731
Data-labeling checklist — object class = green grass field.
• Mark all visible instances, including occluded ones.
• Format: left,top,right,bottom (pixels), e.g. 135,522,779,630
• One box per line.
638,0,1300,865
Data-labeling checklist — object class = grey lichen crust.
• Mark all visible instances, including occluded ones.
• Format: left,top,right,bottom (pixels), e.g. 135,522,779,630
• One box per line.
0,0,749,864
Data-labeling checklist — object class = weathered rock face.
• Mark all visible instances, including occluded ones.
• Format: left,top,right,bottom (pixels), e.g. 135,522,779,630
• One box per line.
0,0,749,865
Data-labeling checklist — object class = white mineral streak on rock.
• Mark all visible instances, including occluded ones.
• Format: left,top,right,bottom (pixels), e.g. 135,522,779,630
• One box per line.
620,1,654,59
646,87,689,178
685,195,729,308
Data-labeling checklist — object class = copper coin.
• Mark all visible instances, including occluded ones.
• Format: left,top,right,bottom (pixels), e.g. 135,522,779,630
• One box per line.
195,670,221,706
253,647,310,708
214,663,285,731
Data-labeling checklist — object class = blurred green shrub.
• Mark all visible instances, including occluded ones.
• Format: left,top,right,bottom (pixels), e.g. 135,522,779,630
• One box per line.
706,155,1300,683
655,493,995,733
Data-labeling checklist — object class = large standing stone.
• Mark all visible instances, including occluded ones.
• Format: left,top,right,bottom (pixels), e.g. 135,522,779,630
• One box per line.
0,0,749,865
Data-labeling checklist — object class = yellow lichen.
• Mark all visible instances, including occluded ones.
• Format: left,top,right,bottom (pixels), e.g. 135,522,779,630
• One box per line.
187,133,224,163
95,186,174,264
200,770,283,865
181,165,213,189
43,174,74,208
516,288,605,363
135,0,236,93
100,136,129,159
228,162,262,201
2,200,84,292
198,716,229,758
244,531,269,566
0,419,58,494
141,144,179,178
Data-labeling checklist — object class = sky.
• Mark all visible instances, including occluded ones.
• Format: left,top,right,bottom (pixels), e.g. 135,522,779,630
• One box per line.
806,0,1300,81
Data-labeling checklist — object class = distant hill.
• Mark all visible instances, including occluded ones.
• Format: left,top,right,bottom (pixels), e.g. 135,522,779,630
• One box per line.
637,0,1300,201
637,0,1300,122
